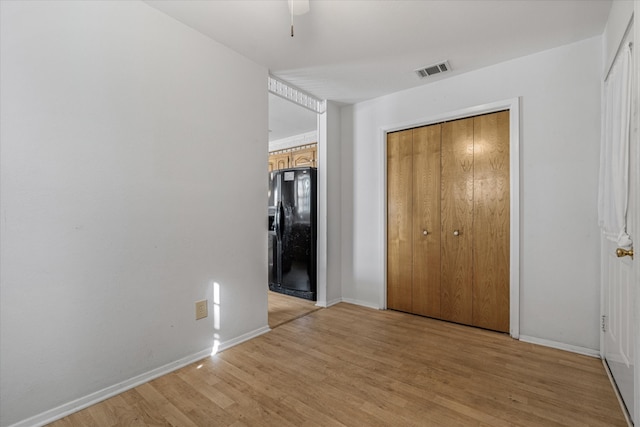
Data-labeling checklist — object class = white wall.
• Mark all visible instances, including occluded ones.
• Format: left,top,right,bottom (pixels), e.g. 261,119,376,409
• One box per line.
340,36,603,350
317,102,343,306
268,130,318,152
0,1,268,426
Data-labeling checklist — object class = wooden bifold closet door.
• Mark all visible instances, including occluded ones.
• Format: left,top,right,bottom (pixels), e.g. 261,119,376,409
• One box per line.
387,110,510,333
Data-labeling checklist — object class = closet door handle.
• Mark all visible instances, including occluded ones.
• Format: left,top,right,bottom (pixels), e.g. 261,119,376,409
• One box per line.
423,230,429,236
453,230,460,236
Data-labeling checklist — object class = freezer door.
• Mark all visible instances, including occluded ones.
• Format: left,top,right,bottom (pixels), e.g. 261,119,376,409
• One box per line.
268,171,281,286
280,168,316,292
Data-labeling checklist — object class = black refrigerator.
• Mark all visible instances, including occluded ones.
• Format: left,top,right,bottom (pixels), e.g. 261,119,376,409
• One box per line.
268,167,317,301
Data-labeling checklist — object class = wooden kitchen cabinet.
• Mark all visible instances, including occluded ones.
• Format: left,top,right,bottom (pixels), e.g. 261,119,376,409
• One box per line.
291,146,316,168
269,144,317,171
269,152,290,172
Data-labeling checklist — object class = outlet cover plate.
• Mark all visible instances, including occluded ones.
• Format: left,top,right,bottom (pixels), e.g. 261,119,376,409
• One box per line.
195,300,208,320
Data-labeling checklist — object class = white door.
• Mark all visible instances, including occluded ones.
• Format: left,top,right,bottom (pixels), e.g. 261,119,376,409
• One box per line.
601,28,637,423
603,238,635,422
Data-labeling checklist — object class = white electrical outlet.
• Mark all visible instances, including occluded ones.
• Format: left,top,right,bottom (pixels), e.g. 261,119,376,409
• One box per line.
195,299,208,320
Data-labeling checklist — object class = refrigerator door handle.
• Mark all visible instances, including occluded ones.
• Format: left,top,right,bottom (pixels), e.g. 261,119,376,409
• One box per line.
277,202,285,240
273,202,280,237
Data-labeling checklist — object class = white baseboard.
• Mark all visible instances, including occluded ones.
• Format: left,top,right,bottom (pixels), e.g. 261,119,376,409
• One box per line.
315,298,343,308
340,297,381,310
10,325,271,427
216,326,270,353
316,297,379,310
324,297,343,307
519,335,600,358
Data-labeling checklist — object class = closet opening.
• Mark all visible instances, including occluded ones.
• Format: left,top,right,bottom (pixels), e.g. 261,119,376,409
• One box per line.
384,100,520,337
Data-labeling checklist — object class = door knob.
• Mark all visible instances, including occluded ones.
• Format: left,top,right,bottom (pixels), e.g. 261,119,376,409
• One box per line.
616,247,634,259
453,230,460,236
423,230,428,236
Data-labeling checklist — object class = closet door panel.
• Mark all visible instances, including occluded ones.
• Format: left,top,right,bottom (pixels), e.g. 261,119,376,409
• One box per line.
387,130,413,312
412,125,441,317
473,111,510,332
440,118,474,325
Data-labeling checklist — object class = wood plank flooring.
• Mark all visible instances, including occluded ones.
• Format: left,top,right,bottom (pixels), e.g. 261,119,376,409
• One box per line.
49,303,626,426
268,291,321,329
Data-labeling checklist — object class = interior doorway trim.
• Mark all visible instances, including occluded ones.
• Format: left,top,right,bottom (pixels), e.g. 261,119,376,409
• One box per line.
268,75,326,114
379,98,520,339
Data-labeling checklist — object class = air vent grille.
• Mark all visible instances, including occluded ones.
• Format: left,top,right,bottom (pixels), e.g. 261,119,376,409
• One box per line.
415,61,451,78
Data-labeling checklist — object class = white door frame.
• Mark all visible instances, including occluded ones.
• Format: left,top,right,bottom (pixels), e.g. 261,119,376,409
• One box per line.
633,6,640,423
379,97,520,339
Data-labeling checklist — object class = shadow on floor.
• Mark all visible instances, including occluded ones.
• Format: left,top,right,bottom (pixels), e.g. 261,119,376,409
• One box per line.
268,291,322,328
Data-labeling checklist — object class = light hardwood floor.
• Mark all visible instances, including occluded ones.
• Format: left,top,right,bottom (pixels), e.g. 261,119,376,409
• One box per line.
268,291,321,329
49,303,626,426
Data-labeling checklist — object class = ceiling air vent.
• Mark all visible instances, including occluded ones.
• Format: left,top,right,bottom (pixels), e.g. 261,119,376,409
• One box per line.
415,61,451,79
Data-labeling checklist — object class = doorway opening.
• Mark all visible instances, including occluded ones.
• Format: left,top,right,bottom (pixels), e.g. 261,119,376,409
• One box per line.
267,86,321,328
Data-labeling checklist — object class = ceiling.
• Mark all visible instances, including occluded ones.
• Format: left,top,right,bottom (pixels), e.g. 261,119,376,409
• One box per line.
144,0,612,140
